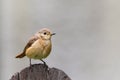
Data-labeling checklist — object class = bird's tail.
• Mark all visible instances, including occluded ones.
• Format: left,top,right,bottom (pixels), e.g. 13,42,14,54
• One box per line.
16,52,25,58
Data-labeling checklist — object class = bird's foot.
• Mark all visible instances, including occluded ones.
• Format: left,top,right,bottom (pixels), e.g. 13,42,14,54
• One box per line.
40,59,49,71
29,64,33,72
43,62,49,71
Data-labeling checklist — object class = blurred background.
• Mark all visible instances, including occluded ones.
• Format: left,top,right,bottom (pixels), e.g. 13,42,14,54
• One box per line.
1,0,120,80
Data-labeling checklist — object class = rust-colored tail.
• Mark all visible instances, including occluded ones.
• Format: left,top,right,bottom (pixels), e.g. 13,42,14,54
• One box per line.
16,52,25,58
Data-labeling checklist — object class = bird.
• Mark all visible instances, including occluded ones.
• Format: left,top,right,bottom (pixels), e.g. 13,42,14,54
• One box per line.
15,28,55,67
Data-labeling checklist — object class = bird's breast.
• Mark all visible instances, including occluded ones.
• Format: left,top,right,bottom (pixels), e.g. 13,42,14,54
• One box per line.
26,39,51,59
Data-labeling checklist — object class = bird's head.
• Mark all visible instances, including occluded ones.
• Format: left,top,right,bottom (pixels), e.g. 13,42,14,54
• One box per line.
36,28,55,40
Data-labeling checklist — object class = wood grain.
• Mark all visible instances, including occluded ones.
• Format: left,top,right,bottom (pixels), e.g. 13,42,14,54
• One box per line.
10,64,71,80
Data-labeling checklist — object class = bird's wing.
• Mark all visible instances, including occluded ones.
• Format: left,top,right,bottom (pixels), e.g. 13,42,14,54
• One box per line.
16,35,39,58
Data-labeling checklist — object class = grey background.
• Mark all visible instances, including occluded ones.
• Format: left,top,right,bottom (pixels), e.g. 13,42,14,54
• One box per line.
1,0,120,80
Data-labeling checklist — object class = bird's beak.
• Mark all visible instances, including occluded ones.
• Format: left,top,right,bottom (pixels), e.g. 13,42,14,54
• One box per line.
51,33,56,36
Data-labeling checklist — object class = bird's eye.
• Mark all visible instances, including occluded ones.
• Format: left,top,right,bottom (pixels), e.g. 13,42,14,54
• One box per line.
44,32,47,35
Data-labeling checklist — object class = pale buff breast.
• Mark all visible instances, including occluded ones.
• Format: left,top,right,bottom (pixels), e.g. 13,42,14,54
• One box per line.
42,41,51,58
26,39,51,59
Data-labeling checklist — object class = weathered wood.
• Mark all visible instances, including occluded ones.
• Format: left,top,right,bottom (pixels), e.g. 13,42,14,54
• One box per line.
10,64,71,80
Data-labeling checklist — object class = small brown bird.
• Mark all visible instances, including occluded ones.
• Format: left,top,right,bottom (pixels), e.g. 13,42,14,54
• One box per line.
16,28,55,66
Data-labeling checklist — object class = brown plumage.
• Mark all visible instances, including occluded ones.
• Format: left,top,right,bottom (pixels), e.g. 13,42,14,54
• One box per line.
16,36,39,58
15,28,55,65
